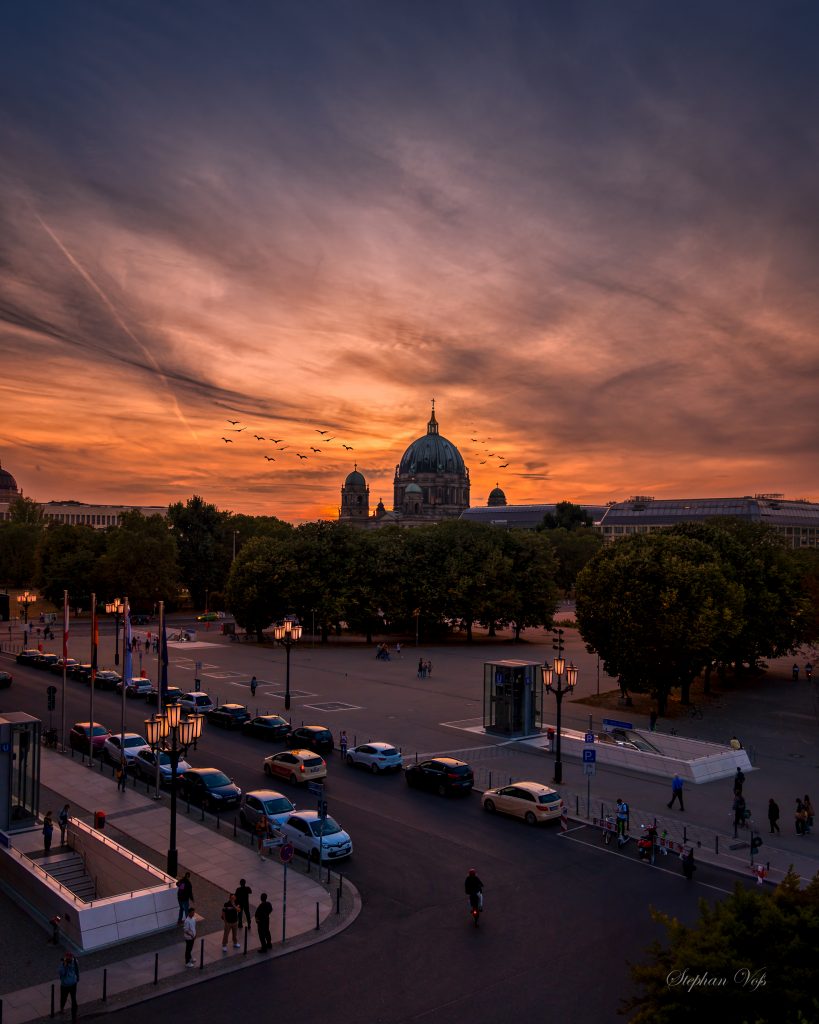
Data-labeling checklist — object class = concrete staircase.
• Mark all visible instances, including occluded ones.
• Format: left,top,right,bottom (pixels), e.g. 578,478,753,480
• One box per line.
40,851,97,902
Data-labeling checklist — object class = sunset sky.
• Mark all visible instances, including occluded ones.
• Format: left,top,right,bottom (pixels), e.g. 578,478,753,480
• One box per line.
2,1,819,522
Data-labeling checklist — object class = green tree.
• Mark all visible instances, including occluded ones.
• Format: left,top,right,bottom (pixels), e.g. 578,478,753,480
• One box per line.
168,496,230,609
36,525,106,608
225,535,296,639
0,523,41,587
624,870,819,1023
8,496,45,526
538,501,593,531
97,512,180,611
501,530,560,640
575,532,743,712
285,522,359,642
546,526,603,595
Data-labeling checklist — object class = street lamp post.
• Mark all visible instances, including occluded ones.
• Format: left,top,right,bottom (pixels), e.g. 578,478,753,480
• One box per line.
105,599,124,667
145,706,203,878
542,629,578,785
273,619,302,712
17,591,38,625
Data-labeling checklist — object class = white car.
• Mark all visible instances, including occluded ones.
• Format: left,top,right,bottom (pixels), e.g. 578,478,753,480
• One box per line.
117,677,153,698
345,741,403,774
279,811,353,863
481,781,564,825
104,733,151,766
178,692,214,715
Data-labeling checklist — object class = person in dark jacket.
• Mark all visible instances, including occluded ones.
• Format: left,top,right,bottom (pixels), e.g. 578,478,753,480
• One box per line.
255,892,273,952
681,848,696,880
768,798,780,834
235,878,252,929
59,951,80,1021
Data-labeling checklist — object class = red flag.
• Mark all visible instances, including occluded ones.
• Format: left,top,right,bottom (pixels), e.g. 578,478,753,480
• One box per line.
91,603,99,673
63,591,69,662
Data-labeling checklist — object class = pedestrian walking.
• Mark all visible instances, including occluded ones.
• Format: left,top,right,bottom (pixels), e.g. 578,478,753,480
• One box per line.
43,810,54,854
803,794,814,834
792,663,800,681
732,793,747,837
58,804,71,845
255,891,273,952
116,758,128,792
221,893,240,951
806,662,813,680
795,798,808,836
255,816,269,859
426,659,433,677
681,848,696,880
183,906,197,966
176,871,193,922
395,642,402,657
649,710,657,732
417,658,424,679
615,797,629,845
340,730,348,759
58,951,80,1021
250,675,258,698
733,767,746,796
235,878,252,929
667,774,685,811
768,798,781,834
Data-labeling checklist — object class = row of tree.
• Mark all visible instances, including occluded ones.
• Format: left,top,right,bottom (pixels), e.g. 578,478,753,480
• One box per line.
575,518,819,712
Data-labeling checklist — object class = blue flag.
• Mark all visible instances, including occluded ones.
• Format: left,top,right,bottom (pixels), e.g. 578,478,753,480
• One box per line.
160,614,169,701
123,600,133,689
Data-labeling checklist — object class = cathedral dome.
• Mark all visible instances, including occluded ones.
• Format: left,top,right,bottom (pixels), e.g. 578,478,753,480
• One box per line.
397,405,465,476
404,482,423,495
345,467,366,488
488,485,507,507
0,462,20,502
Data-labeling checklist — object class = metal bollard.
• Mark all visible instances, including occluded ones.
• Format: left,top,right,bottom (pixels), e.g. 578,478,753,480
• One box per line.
488,770,492,788
154,952,159,984
243,925,248,955
199,937,205,969
315,901,320,930
103,967,108,1001
50,984,55,1018
216,811,221,830
336,886,341,915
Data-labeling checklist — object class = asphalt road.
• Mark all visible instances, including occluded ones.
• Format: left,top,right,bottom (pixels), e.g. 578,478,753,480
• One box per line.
4,644,752,1024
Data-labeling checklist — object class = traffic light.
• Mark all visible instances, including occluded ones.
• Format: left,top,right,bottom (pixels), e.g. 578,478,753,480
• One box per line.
751,833,763,855
46,686,57,711
318,799,328,817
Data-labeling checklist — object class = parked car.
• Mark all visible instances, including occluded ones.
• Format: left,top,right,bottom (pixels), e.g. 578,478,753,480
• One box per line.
69,722,110,754
33,653,60,671
263,749,327,786
239,789,295,830
278,810,353,863
104,732,151,765
206,704,250,729
50,658,80,675
241,714,290,741
93,670,122,691
69,663,92,683
178,692,214,715
345,741,403,774
481,781,564,825
179,768,241,811
196,612,221,622
145,686,184,706
0,670,13,689
404,757,474,796
15,649,42,665
285,725,334,754
116,677,153,698
132,748,191,786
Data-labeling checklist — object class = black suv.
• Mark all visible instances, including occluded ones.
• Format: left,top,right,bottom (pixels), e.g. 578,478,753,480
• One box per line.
206,704,251,729
241,714,291,741
179,768,242,811
285,725,334,754
405,757,474,796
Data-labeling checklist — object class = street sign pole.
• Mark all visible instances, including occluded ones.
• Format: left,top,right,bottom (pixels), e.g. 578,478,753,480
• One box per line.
281,861,287,944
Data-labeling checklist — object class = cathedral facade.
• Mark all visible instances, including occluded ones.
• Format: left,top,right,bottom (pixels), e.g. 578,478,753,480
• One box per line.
339,402,470,528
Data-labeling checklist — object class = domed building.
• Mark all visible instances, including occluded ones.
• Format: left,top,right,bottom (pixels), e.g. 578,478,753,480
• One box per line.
487,484,507,507
338,402,470,528
0,462,21,504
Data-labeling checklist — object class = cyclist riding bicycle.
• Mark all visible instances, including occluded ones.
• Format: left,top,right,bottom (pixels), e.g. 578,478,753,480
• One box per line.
464,868,484,912
616,798,629,845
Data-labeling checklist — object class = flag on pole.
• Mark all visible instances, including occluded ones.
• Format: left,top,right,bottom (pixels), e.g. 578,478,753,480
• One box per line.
91,602,98,675
63,591,69,662
160,605,169,702
123,598,133,690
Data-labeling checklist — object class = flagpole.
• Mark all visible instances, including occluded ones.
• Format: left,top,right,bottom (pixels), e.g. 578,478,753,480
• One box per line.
120,595,129,743
154,600,165,797
61,590,68,752
88,593,96,769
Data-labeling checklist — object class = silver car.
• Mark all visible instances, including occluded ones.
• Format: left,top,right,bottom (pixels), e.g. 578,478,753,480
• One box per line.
345,741,403,774
279,811,353,863
239,789,295,831
132,748,191,786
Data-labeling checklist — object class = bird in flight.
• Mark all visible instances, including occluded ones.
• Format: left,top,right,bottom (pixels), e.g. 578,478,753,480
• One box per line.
487,452,495,457
231,427,247,432
254,435,265,440
221,438,234,443
479,460,487,464
342,444,353,450
296,453,308,459
324,436,335,442
264,456,275,461
277,446,289,451
227,419,240,425
310,447,321,453
499,463,509,468
269,438,283,443
316,429,328,435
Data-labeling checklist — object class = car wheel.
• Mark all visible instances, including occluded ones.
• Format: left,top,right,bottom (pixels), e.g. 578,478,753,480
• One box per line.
263,764,272,776
525,811,538,826
370,762,379,775
437,783,447,797
289,773,298,786
483,799,495,814
310,847,320,864
346,754,354,767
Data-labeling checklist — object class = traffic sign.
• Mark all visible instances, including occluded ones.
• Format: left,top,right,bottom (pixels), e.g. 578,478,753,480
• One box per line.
582,749,596,763
46,685,57,711
583,763,596,776
584,732,595,744
602,717,633,731
307,782,324,796
279,842,295,863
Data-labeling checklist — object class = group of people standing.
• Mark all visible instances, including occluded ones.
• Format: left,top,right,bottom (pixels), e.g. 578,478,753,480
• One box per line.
178,872,274,965
417,658,433,678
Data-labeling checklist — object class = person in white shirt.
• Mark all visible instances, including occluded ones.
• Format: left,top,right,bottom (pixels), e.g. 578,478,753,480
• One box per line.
183,907,197,966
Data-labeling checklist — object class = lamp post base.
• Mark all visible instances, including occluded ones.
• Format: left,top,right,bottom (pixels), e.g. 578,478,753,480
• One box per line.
167,849,178,878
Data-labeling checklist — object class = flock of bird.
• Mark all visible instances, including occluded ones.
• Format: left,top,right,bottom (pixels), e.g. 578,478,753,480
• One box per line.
219,421,355,467
470,436,510,469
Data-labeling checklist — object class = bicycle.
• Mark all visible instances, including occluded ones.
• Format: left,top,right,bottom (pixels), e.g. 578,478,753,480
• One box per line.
468,892,483,927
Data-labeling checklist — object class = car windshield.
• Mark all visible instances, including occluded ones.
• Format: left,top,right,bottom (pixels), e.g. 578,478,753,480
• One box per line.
538,794,560,805
303,757,323,768
194,697,210,705
447,765,471,775
263,798,293,814
157,752,172,766
309,817,342,837
380,747,399,756
203,772,231,788
124,737,147,747
91,727,108,736
311,731,332,740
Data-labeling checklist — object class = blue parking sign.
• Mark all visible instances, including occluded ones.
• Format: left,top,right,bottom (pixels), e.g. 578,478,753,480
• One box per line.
582,749,596,763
